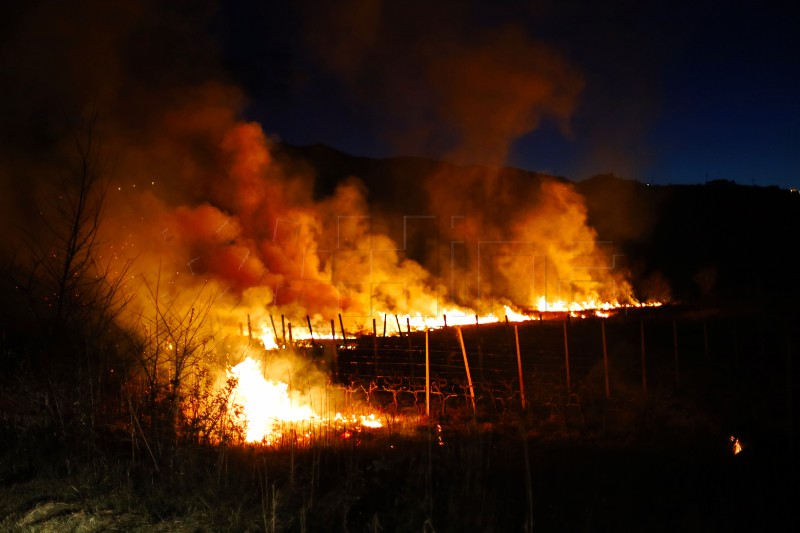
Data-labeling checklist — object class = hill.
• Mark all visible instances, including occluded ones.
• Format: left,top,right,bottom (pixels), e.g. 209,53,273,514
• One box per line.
274,143,800,309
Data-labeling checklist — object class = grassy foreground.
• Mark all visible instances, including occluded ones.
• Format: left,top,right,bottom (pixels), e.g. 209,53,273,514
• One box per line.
1,401,793,533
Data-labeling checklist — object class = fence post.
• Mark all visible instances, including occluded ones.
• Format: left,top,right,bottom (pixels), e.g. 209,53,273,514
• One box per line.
563,319,571,393
269,314,277,345
515,324,527,410
602,319,610,399
640,319,647,395
673,319,681,389
456,326,476,413
307,316,315,346
330,318,338,377
372,318,378,376
425,328,430,417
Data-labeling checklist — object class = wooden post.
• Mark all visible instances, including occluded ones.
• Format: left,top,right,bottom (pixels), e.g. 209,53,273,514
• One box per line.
406,317,411,336
269,315,277,344
602,319,610,399
456,326,476,413
476,314,484,381
330,319,338,376
425,328,430,417
247,314,252,345
395,314,402,336
514,324,527,410
306,316,314,345
281,314,286,345
406,317,414,377
673,319,681,389
372,318,378,375
640,319,647,395
288,322,293,347
563,319,571,393
338,313,346,341
383,314,387,337
443,314,448,328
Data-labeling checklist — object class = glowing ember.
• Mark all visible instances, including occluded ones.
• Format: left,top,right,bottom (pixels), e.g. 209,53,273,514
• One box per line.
730,435,743,455
360,413,383,428
334,412,384,428
227,357,317,443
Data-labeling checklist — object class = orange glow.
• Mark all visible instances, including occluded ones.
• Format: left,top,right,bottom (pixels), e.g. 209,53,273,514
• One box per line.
258,323,280,350
252,299,664,350
731,435,743,455
227,357,318,443
224,357,387,444
334,412,384,428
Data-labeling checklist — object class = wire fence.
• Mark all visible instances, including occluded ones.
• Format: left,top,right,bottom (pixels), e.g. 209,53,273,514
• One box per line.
261,306,794,434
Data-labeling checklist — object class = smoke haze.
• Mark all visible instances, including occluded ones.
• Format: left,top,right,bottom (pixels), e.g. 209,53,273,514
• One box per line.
1,0,638,345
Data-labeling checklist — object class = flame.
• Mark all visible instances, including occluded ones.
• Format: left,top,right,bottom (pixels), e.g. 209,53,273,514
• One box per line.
225,357,387,443
504,305,534,322
227,357,318,443
334,412,384,428
731,435,743,455
251,298,664,351
258,323,280,350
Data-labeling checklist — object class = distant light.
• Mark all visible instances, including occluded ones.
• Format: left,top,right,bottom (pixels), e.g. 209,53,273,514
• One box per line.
730,435,743,455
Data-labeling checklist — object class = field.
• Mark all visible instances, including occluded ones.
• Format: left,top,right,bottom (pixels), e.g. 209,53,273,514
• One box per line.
1,304,795,531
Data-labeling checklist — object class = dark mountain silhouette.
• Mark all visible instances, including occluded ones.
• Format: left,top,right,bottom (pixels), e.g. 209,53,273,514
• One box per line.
274,142,800,310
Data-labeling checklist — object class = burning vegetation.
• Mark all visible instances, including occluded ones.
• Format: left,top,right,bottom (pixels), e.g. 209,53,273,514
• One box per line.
1,2,795,531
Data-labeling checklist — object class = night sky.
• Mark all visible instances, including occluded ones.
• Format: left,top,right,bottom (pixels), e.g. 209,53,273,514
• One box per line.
216,0,800,188
1,0,797,191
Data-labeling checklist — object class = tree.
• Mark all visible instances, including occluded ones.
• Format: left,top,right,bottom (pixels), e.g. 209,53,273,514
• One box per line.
11,113,134,344
4,113,136,444
129,274,221,449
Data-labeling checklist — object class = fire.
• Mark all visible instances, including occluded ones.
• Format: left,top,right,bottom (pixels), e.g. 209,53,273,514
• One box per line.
250,298,664,351
225,357,387,444
227,357,318,443
504,305,533,322
730,435,743,455
258,324,280,350
334,412,384,428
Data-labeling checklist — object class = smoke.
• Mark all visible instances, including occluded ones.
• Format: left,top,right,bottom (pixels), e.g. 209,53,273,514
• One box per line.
297,0,637,312
303,0,583,169
1,0,640,354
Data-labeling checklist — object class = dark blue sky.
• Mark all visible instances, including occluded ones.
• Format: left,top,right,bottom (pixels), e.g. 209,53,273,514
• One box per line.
217,0,799,188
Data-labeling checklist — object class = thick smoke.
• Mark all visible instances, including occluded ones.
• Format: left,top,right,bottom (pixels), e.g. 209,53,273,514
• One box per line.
1,0,637,353
300,0,632,313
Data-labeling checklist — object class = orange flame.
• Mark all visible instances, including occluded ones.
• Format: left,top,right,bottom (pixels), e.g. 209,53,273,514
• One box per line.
225,357,387,444
227,357,318,443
